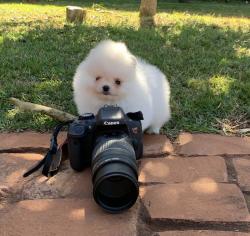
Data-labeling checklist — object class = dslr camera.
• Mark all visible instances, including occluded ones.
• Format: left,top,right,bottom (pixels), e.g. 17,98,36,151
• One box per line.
67,105,143,213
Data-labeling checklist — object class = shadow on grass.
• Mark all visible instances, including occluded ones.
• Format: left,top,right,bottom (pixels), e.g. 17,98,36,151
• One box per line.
157,2,250,18
162,23,250,135
1,0,250,18
0,20,249,135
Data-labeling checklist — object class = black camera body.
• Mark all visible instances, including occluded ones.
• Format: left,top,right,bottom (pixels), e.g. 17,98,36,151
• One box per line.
68,106,143,170
67,105,143,213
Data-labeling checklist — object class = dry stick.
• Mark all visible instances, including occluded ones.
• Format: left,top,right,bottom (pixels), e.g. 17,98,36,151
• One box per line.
9,97,76,122
235,128,250,135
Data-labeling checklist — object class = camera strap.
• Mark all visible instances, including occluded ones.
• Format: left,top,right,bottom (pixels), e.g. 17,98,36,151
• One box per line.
23,121,72,178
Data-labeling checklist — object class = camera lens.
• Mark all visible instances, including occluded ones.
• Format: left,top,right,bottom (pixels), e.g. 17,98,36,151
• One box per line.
91,137,139,213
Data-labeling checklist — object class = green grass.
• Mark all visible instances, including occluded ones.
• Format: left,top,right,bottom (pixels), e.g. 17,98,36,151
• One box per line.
0,0,249,137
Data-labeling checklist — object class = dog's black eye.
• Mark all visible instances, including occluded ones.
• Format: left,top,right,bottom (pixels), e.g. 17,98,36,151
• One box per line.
115,79,121,85
96,76,101,81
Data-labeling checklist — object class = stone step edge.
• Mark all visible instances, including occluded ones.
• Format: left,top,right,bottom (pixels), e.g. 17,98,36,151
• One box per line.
138,198,250,233
1,148,250,159
140,215,250,233
0,147,47,154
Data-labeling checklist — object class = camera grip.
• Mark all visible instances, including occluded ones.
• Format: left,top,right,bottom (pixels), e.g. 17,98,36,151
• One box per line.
68,138,88,171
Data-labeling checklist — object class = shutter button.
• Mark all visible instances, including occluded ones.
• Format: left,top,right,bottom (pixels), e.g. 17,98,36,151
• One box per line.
79,113,95,120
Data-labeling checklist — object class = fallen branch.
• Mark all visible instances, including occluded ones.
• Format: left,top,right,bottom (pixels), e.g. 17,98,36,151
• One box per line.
235,128,250,135
9,97,76,122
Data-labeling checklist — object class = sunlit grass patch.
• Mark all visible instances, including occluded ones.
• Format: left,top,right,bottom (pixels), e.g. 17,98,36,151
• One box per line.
0,0,249,136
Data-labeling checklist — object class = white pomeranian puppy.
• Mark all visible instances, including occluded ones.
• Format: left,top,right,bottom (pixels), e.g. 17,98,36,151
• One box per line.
72,40,171,134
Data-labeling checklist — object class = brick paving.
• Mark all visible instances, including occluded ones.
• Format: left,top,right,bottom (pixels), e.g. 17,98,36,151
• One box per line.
1,132,250,235
140,183,249,221
233,158,250,192
176,133,250,156
139,156,227,183
0,199,138,236
159,232,249,236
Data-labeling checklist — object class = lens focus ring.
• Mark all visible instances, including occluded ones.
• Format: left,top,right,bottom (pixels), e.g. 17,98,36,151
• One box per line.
91,136,139,213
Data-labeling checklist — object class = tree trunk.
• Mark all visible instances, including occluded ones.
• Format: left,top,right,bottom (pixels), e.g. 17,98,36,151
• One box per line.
66,6,86,24
139,0,157,27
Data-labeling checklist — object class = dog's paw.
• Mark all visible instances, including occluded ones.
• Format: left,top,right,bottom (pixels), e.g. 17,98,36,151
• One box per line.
145,127,160,134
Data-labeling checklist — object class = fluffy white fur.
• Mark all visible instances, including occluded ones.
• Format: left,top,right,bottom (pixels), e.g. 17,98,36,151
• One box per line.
73,40,171,134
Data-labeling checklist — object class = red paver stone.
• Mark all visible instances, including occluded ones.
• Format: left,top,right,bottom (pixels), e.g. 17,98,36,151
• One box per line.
0,154,92,201
233,158,250,191
0,132,67,151
139,156,227,183
143,134,173,157
0,153,42,209
159,231,249,236
22,161,92,200
0,153,42,188
0,198,138,236
176,133,250,156
140,182,250,222
0,132,173,157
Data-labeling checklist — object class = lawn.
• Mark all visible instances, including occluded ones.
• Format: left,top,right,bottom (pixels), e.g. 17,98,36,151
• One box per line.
0,0,249,138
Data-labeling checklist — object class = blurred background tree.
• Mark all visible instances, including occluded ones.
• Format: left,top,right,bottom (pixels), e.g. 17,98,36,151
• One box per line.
139,0,157,27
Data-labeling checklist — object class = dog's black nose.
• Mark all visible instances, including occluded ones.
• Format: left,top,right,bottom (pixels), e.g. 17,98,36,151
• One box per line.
102,85,110,92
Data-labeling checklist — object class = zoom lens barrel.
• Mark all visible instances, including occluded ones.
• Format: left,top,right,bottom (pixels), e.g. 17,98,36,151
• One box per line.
91,137,139,213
